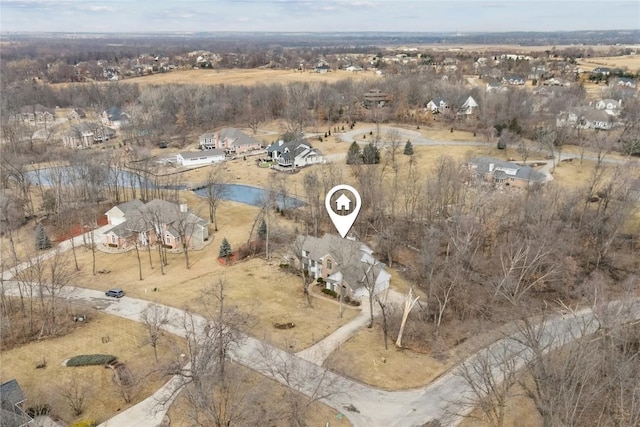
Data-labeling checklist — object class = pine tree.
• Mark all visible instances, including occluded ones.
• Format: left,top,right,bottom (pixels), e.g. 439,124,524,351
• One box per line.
35,223,51,250
362,142,381,164
219,238,232,259
403,139,414,156
346,141,362,165
258,219,267,241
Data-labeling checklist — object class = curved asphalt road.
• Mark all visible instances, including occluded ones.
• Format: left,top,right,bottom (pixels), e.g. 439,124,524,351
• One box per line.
5,280,639,427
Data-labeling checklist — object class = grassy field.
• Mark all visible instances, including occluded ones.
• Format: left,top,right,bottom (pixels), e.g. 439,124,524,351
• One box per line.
67,197,358,353
0,309,182,425
325,325,451,390
576,55,640,73
88,68,376,87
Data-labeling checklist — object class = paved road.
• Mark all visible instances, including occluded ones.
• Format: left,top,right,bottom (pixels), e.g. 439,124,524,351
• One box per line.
6,280,639,427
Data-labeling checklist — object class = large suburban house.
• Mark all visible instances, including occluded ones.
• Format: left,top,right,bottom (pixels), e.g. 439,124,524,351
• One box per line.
14,104,55,124
199,128,262,154
556,108,614,130
0,379,33,427
363,88,392,108
295,234,391,299
468,157,547,188
177,150,226,166
266,139,324,168
101,107,131,129
426,97,449,114
62,122,116,148
66,108,87,120
104,199,209,250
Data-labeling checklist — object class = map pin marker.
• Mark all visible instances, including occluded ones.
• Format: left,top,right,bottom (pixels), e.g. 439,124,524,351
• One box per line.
325,184,361,238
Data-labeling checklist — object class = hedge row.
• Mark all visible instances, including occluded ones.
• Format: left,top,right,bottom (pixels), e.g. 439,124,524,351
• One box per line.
66,354,117,367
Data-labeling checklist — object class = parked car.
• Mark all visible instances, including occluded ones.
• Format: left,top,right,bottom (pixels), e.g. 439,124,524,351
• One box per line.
105,288,125,298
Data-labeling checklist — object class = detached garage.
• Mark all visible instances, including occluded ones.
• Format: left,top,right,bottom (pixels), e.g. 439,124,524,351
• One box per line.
177,150,226,166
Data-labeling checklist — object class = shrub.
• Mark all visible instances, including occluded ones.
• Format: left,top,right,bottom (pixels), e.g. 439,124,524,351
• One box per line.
66,354,117,367
26,404,50,417
316,277,324,284
321,288,338,298
279,263,290,269
70,420,97,427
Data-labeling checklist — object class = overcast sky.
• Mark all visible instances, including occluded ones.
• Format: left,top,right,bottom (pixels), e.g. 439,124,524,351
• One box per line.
1,0,639,33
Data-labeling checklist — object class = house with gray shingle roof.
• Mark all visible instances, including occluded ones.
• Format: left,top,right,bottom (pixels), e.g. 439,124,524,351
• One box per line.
103,199,209,250
295,234,390,299
0,379,32,427
266,139,324,168
468,157,547,188
199,128,262,154
62,121,116,148
101,107,130,129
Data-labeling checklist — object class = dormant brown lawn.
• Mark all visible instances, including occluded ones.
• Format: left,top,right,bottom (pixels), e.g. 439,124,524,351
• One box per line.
0,309,182,425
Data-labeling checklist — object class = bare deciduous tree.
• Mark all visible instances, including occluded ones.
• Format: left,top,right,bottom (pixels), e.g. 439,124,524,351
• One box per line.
141,303,171,362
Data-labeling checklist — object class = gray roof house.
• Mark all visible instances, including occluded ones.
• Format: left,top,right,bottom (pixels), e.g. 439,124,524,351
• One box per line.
468,157,547,187
266,139,324,168
199,128,262,153
0,379,32,427
104,199,209,250
101,107,131,129
295,234,390,299
62,121,117,148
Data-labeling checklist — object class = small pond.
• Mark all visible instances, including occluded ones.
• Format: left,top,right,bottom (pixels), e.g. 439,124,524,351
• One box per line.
194,184,304,209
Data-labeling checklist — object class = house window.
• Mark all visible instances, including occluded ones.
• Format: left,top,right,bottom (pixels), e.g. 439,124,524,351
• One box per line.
326,260,332,269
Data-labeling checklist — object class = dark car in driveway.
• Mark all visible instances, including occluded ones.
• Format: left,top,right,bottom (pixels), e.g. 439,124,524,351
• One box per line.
105,288,125,298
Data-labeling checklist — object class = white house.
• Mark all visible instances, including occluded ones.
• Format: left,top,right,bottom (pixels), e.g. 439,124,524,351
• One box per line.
266,139,324,168
458,96,479,116
177,150,226,166
426,97,449,114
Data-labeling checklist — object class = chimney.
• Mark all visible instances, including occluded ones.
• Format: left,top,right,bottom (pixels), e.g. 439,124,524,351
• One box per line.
489,163,495,172
179,200,188,213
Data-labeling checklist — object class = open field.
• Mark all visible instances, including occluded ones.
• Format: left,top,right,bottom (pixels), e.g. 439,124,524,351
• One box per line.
577,55,640,72
85,68,376,87
66,213,358,352
0,308,182,425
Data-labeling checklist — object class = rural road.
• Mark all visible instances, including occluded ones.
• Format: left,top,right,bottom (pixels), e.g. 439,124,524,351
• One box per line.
6,279,639,427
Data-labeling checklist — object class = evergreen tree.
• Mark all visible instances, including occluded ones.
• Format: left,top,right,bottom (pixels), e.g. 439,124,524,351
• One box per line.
362,142,381,164
35,223,51,250
403,140,414,156
219,237,232,259
346,141,362,164
258,219,267,241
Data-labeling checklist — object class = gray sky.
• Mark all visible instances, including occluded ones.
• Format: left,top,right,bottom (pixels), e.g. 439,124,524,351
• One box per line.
1,0,639,33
